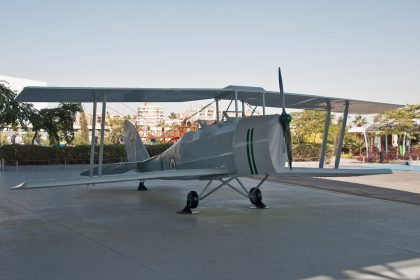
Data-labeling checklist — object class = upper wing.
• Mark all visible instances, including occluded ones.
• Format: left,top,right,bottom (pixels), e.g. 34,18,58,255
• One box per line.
16,86,401,114
12,169,229,190
272,167,392,177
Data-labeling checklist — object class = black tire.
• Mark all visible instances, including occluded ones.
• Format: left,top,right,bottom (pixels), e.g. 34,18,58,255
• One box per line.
187,191,199,209
249,187,263,206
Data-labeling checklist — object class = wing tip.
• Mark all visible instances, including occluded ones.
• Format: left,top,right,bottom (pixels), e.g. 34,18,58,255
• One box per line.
11,182,26,190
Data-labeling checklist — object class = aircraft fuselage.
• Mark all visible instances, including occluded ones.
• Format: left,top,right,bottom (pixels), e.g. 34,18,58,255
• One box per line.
140,115,286,176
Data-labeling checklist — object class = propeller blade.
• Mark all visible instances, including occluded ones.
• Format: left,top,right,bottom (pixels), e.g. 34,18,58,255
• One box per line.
280,112,293,170
278,67,293,170
278,67,286,113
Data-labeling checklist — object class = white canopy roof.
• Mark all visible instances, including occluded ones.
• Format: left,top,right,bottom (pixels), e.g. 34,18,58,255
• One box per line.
16,85,402,114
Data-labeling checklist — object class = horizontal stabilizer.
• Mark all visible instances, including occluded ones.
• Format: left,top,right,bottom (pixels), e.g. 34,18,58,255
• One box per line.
273,168,392,177
12,169,229,190
80,162,139,176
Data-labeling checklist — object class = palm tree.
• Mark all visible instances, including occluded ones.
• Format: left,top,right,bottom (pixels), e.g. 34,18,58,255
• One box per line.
352,115,369,158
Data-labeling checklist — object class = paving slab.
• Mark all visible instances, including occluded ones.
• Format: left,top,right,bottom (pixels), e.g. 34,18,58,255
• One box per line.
1,167,420,280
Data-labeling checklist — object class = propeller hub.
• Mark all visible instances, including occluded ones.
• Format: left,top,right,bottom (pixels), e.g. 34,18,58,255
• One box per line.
279,113,292,126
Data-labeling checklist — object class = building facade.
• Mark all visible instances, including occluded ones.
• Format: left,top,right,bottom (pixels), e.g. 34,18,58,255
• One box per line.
137,103,164,129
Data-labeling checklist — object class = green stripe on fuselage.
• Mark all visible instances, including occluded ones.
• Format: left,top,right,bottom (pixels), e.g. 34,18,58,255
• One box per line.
246,129,254,174
250,128,258,174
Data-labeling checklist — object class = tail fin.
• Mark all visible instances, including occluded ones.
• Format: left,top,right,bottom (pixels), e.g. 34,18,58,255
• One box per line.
123,120,150,162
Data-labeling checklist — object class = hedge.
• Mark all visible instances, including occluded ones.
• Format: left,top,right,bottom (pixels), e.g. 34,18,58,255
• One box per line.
0,142,332,165
293,143,334,162
0,144,172,165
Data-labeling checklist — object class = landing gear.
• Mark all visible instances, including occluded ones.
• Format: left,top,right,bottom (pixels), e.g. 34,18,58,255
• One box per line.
249,187,266,209
137,180,148,191
177,175,269,213
178,191,199,214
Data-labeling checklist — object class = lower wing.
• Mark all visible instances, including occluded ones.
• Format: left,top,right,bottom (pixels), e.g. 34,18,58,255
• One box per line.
12,169,229,190
12,167,391,190
272,167,392,177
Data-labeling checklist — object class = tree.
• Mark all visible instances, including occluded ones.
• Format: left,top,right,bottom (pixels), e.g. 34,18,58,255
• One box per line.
291,110,328,144
352,115,369,158
374,104,420,156
169,112,178,119
105,114,130,144
344,133,365,156
0,84,34,130
31,103,83,146
1,84,83,146
80,111,89,144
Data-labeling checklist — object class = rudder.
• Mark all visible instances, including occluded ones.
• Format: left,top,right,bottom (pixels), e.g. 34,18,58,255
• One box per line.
123,120,150,162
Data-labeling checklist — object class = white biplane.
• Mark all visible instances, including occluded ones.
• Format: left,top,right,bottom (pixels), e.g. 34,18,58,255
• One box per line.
13,68,401,213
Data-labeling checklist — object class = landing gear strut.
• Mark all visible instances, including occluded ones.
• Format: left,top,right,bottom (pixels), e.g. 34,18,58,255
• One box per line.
137,180,148,191
177,175,269,213
249,187,266,209
178,191,199,214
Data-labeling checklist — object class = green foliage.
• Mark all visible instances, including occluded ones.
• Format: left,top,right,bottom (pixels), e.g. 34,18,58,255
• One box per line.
293,143,334,161
374,104,420,137
22,131,35,145
72,131,89,145
344,134,365,156
0,84,34,130
32,103,83,145
146,143,172,156
80,111,89,144
352,115,368,128
291,110,328,144
105,114,130,144
0,143,172,165
0,132,8,145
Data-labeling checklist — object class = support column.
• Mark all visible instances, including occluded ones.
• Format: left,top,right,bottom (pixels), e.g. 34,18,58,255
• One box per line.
215,99,219,123
89,98,97,177
335,100,349,169
319,102,331,168
234,91,238,121
242,101,245,117
262,93,266,115
98,93,107,176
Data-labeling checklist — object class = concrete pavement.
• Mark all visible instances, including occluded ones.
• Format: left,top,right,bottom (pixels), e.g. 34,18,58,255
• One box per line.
1,167,420,280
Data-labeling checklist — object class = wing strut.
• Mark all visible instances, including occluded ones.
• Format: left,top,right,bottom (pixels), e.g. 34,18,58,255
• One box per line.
335,100,350,169
88,92,107,177
319,101,331,168
89,96,97,177
98,93,107,176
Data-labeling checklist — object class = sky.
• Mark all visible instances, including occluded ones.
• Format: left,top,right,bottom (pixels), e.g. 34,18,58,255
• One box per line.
1,0,419,115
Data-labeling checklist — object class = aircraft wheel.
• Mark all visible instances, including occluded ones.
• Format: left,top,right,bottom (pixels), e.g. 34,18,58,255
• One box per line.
187,191,199,209
178,191,199,214
249,187,266,208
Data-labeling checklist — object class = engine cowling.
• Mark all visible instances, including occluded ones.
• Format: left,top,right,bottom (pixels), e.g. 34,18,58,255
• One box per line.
232,115,286,176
